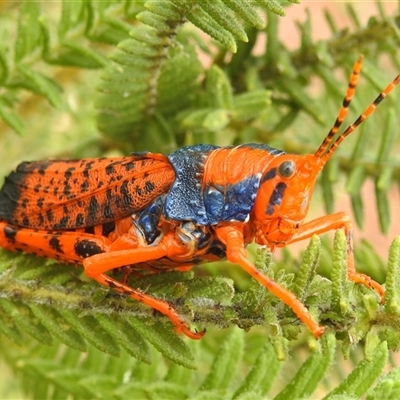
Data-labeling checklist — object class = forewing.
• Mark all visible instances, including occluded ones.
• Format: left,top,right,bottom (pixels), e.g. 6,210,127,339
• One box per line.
0,154,174,229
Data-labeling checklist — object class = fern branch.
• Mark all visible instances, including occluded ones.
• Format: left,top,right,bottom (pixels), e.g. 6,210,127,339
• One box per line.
0,1,130,134
1,233,400,364
0,327,394,399
95,0,280,145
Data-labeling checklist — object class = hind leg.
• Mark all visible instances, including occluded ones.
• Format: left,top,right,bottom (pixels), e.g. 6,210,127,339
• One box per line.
0,220,112,262
0,220,204,339
82,231,204,339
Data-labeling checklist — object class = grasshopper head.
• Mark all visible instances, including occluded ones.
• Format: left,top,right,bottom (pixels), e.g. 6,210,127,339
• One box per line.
252,154,323,247
252,56,400,248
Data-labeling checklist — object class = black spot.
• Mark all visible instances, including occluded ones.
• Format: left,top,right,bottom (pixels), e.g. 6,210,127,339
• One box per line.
103,190,114,220
54,216,69,229
63,182,72,196
46,210,54,223
83,161,95,171
21,215,30,226
144,172,149,179
103,204,114,220
125,162,134,171
21,198,29,209
102,221,115,237
80,180,89,192
145,181,155,193
135,186,142,196
36,197,45,208
64,167,75,179
74,239,104,258
106,165,115,175
4,225,18,241
75,213,85,226
266,182,287,215
89,196,99,214
49,235,64,254
37,162,51,175
34,184,41,193
38,214,45,225
261,168,277,183
120,181,132,205
116,196,124,208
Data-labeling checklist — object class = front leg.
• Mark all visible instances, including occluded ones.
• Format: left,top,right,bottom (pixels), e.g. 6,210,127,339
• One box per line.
215,223,325,338
287,212,385,301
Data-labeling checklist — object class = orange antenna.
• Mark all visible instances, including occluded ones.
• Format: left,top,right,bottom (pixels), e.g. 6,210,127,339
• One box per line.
315,56,400,164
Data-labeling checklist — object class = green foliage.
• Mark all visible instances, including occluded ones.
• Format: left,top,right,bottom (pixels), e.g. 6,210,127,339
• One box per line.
0,1,400,398
0,329,396,400
1,231,400,398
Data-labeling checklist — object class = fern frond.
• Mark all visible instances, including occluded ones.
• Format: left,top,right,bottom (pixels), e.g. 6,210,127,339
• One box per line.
1,233,400,365
274,334,336,400
0,327,394,399
0,1,132,134
0,252,229,367
95,0,281,146
366,367,400,399
96,7,200,145
325,342,388,399
385,237,400,315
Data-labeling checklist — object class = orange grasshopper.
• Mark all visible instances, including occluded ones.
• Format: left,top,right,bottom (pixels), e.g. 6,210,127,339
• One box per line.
0,56,398,338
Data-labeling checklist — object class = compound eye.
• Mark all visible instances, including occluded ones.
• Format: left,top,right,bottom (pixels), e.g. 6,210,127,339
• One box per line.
278,160,295,178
